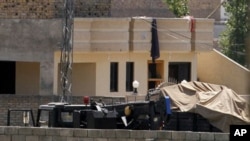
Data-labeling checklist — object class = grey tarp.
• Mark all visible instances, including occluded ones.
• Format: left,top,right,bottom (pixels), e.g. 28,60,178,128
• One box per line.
161,81,250,132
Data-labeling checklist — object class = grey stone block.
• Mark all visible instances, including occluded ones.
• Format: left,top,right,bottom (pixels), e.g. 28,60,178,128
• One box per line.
4,127,18,135
93,138,108,141
26,135,39,141
115,129,130,138
143,130,157,139
200,132,215,141
101,129,116,138
33,128,46,136
0,135,11,141
18,127,33,135
12,135,25,141
186,132,200,141
78,138,94,141
130,130,144,138
38,136,52,141
73,129,88,137
52,136,68,141
66,137,79,141
0,127,5,134
214,133,229,141
172,131,186,140
45,128,60,136
60,129,73,137
108,138,135,141
157,130,172,139
88,129,102,138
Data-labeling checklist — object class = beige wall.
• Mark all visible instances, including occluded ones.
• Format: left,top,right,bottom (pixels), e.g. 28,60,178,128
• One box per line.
53,17,214,97
197,49,250,94
57,63,96,96
54,52,197,97
16,62,40,95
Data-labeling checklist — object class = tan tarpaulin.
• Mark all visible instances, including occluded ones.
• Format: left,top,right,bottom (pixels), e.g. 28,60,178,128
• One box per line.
161,81,250,132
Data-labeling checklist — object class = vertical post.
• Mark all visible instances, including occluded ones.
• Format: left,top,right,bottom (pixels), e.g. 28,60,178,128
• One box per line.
59,0,74,103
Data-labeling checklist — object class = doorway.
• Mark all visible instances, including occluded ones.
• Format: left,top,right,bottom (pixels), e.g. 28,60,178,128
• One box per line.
0,61,16,94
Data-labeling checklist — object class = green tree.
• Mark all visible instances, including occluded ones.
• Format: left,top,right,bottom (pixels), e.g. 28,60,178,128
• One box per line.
162,0,189,17
219,0,248,66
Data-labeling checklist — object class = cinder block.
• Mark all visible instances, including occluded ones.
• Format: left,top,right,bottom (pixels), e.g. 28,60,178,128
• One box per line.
78,137,94,141
143,130,157,139
38,136,52,141
52,136,67,141
92,138,108,141
73,129,88,137
108,138,135,141
26,135,39,141
66,137,80,141
12,135,25,141
171,131,186,140
157,130,172,139
4,127,19,135
45,128,60,136
33,128,46,136
199,132,215,141
115,129,131,138
0,135,11,141
130,130,144,138
101,129,116,138
59,129,73,137
88,129,102,138
0,127,5,134
214,133,229,141
186,131,200,141
18,127,33,135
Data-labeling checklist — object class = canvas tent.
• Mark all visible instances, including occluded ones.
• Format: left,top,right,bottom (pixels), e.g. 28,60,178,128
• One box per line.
160,81,250,132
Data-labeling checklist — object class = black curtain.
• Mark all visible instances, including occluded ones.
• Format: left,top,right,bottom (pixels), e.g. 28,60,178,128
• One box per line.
151,18,160,63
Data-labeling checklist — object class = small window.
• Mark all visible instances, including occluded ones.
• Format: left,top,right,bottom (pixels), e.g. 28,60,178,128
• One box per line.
110,62,118,92
126,62,134,91
168,62,191,83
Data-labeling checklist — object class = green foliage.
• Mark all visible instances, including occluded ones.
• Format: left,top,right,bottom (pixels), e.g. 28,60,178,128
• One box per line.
162,0,189,17
219,0,248,66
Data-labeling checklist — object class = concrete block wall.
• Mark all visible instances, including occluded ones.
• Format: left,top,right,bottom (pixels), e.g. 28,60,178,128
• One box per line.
0,126,229,141
0,0,111,19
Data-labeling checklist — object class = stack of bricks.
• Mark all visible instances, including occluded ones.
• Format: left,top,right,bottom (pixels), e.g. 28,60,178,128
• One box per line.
0,126,230,141
0,0,111,19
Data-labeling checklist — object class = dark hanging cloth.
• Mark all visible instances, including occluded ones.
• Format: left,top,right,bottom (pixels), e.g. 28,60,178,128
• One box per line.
151,18,160,63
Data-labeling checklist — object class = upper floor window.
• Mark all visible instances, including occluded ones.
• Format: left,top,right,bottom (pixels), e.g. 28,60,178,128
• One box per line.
110,62,118,92
126,62,134,92
168,62,191,83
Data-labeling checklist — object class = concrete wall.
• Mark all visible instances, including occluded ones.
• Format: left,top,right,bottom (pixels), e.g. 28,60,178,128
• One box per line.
0,19,61,95
197,49,250,94
0,126,229,141
16,62,40,95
